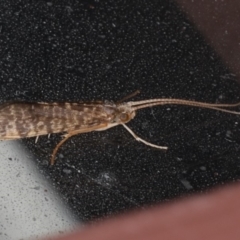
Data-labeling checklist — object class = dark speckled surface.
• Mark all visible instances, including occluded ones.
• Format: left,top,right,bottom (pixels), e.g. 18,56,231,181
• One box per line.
1,0,240,222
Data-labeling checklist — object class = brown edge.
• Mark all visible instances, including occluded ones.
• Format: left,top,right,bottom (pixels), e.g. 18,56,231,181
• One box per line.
45,183,240,240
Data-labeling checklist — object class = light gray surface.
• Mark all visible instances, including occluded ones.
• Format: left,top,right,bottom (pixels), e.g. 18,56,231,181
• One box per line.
0,141,78,240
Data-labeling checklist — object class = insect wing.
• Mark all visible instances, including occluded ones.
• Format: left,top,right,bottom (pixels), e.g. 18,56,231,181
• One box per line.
0,102,111,139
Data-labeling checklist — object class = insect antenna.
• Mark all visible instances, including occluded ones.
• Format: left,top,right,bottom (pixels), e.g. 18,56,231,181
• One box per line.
118,98,240,152
129,98,240,115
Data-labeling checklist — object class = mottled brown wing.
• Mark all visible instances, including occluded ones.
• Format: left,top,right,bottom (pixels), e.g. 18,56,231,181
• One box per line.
0,102,111,139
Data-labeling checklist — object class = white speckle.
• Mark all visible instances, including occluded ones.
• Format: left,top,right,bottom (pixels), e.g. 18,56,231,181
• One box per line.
66,6,73,14
200,166,206,171
218,94,224,100
180,179,193,190
226,130,232,138
96,172,116,187
106,64,111,70
63,168,72,174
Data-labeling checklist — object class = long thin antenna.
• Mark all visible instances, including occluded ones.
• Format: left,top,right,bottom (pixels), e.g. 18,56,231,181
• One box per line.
129,98,240,115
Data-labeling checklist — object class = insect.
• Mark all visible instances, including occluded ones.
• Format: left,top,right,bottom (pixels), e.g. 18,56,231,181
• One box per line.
0,94,240,165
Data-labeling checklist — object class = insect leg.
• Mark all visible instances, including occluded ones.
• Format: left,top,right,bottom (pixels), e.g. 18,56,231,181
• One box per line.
51,130,89,165
121,123,168,150
50,123,108,165
51,134,72,165
35,136,39,144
